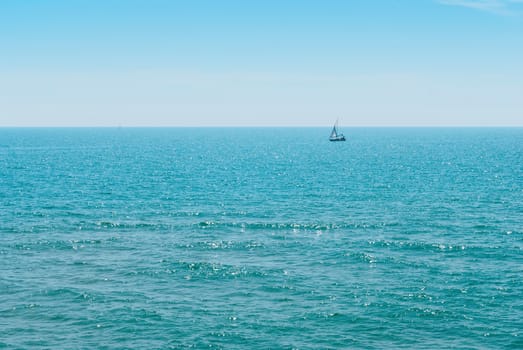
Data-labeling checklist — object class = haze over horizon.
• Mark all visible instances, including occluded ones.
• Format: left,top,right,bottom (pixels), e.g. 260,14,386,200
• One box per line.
1,0,522,127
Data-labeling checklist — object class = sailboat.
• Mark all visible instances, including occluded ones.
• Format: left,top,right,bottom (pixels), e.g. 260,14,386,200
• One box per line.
329,120,346,141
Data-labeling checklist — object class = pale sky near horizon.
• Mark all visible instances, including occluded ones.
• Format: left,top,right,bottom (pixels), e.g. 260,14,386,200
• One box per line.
0,0,522,127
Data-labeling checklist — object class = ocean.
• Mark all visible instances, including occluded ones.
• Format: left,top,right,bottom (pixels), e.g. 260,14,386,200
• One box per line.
0,127,521,349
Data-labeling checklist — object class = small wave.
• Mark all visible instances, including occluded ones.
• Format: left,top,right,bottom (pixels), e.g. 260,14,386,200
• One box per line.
366,239,520,256
42,287,83,299
170,260,271,280
406,306,450,318
367,239,468,253
180,240,266,251
343,251,379,264
11,237,113,252
3,218,401,234
124,260,274,281
196,221,398,232
92,221,175,231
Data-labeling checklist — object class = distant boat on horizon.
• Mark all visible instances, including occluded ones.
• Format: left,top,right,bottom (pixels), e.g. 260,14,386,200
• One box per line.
329,120,346,141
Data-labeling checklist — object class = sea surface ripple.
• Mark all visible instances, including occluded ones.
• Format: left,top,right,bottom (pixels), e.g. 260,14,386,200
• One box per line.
1,127,522,349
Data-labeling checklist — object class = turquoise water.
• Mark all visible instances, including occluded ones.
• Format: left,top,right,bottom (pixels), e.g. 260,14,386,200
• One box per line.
1,127,522,349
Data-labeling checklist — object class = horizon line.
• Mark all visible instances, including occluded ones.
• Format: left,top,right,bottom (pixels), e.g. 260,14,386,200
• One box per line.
1,125,522,128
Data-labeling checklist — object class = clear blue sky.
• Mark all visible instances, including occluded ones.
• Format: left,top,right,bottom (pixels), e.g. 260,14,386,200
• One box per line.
1,0,522,126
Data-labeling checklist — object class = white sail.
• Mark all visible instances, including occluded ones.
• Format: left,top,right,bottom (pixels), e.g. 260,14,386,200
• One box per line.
330,126,338,138
329,119,346,141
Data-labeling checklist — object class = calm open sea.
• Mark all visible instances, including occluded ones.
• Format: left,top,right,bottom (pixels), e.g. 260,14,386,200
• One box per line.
0,127,522,349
